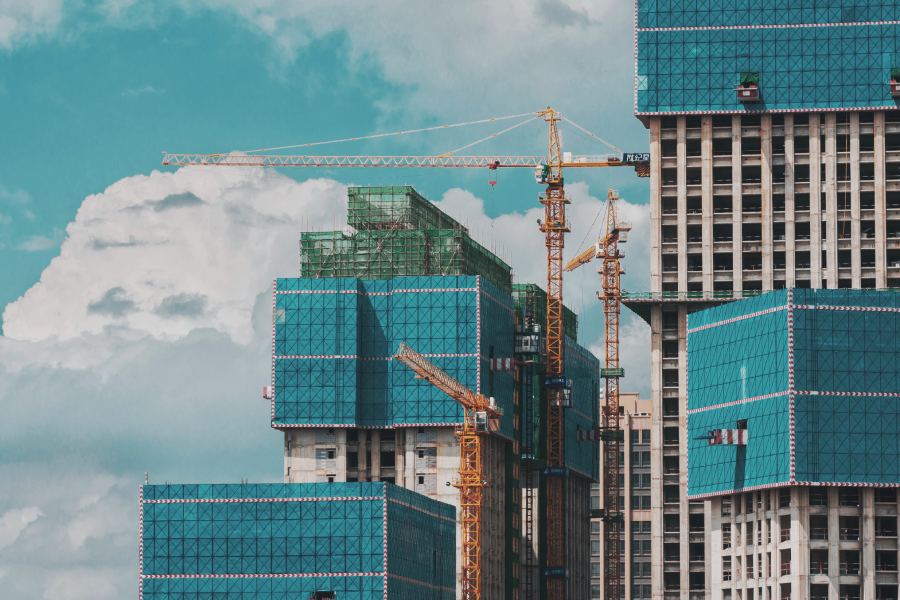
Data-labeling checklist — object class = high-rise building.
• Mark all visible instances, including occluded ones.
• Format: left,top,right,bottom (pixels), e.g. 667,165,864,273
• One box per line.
592,393,653,600
631,2,900,599
277,186,600,600
687,288,900,600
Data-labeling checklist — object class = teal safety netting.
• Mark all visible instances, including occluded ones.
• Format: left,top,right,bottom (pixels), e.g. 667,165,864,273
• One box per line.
792,288,900,484
636,0,900,113
273,275,518,437
140,482,454,600
687,288,900,497
511,283,600,479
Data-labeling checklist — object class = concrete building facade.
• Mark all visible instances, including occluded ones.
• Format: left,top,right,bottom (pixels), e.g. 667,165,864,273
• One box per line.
631,2,900,599
592,393,653,600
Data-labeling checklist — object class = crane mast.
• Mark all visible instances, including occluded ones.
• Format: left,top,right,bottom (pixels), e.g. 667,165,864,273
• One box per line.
394,343,502,600
536,108,568,600
565,188,630,600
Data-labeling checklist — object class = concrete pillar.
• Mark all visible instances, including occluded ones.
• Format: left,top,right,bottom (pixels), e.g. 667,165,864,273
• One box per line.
649,305,664,600
851,114,862,287
862,489,875,599
651,118,663,294
370,430,381,480
809,114,823,288
336,429,348,481
678,304,689,600
827,489,839,599
733,115,744,293
710,501,723,600
794,487,810,600
358,430,368,480
702,117,715,292
824,113,838,288
394,429,405,487
785,115,797,288
405,429,416,486
875,111,887,287
762,115,775,290
677,118,688,292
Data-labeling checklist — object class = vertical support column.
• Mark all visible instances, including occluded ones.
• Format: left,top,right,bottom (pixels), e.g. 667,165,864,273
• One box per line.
875,111,887,287
649,305,664,600
370,430,381,481
809,114,823,288
762,115,774,290
677,118,688,292
785,115,797,288
793,488,809,600
677,305,689,600
824,113,838,288
651,118,663,295
827,488,839,600
702,117,715,292
709,501,723,600
851,114,862,287
862,489,875,599
394,429,404,487
358,430,369,481
336,429,348,482
405,429,416,487
732,116,744,293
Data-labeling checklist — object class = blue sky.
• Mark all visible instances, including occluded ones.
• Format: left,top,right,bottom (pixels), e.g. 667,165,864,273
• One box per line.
0,2,650,598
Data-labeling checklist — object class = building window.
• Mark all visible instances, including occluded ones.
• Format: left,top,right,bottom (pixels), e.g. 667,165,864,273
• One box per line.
840,550,860,575
876,516,898,537
839,516,860,541
875,488,896,504
839,489,860,507
809,487,827,506
876,550,898,572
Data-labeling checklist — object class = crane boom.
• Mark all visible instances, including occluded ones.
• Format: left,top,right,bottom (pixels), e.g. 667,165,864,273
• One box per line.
162,152,638,170
394,343,501,600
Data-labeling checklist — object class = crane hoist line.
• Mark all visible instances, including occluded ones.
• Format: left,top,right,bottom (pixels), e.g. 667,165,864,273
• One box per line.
163,107,647,600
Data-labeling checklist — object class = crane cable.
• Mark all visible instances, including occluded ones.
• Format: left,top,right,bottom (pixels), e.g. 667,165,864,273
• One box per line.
561,116,623,156
240,111,539,154
436,116,540,157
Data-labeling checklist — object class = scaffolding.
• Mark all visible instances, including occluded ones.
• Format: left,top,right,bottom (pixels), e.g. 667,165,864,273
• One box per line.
139,482,455,600
687,288,900,499
301,186,512,294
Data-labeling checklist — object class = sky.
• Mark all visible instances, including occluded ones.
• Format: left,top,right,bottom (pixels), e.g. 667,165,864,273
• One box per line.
0,2,651,598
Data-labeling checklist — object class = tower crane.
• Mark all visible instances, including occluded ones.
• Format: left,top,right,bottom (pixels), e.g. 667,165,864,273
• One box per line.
565,188,630,600
393,342,502,600
163,108,648,600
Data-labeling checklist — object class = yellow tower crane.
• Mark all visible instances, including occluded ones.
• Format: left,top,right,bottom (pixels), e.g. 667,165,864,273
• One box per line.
393,342,502,600
565,188,630,600
164,109,648,600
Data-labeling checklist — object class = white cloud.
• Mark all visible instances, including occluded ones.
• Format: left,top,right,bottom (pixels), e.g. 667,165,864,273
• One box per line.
120,83,164,97
0,506,42,550
0,0,65,50
185,0,646,154
16,229,63,252
3,167,347,343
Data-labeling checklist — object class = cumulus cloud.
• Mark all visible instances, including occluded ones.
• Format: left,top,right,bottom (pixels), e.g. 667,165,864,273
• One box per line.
2,167,347,343
0,0,64,50
0,506,42,550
